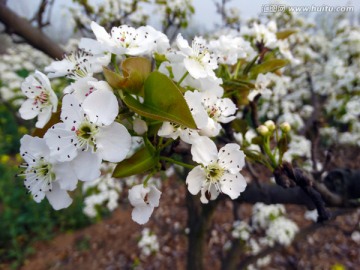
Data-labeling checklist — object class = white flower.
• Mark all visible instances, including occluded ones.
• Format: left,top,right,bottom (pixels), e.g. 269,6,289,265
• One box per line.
45,50,109,80
44,92,131,164
186,137,247,203
176,34,218,79
138,228,159,257
133,118,148,135
19,71,58,128
128,184,161,224
18,135,75,210
88,22,169,56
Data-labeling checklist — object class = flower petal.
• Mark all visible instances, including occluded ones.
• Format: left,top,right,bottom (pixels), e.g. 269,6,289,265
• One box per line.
44,123,79,162
220,172,247,199
148,186,161,207
20,135,50,162
190,136,217,165
186,165,205,195
60,94,84,129
82,90,118,126
184,58,208,79
132,205,153,225
71,150,101,181
52,162,78,191
36,106,52,128
19,99,39,120
95,122,131,162
218,143,245,173
45,182,73,210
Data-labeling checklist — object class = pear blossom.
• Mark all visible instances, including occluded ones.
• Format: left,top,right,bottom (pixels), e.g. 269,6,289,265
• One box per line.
86,21,169,56
44,92,131,164
186,137,247,203
18,135,77,210
19,71,58,128
175,34,218,79
128,184,161,224
45,50,110,80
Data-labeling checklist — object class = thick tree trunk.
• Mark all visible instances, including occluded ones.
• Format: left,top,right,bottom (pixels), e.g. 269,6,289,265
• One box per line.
0,2,65,59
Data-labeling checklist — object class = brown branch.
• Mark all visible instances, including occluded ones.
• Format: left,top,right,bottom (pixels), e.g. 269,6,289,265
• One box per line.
0,2,65,59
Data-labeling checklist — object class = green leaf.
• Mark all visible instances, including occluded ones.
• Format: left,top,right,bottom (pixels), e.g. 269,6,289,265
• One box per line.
250,59,289,79
112,147,158,178
122,71,197,129
276,30,298,40
103,66,123,89
251,136,263,145
243,55,259,75
231,119,249,135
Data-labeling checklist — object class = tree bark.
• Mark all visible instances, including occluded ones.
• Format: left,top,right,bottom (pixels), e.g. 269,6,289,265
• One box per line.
0,2,65,59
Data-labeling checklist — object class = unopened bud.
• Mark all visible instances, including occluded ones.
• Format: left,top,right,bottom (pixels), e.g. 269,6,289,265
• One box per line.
264,120,276,131
257,125,269,136
133,118,148,135
280,122,291,133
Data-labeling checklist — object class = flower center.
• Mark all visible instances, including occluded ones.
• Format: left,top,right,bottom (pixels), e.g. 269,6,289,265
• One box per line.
205,163,225,183
33,91,49,106
18,154,55,199
75,121,99,150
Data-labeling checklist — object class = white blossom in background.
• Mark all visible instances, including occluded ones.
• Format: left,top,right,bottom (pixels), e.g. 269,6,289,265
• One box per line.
252,203,285,230
248,73,272,102
266,217,299,246
187,137,247,203
128,184,161,224
19,71,58,128
232,220,252,241
138,228,160,257
82,163,123,218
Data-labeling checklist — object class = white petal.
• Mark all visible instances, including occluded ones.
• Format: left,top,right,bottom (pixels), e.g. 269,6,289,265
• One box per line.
184,58,208,79
44,123,79,162
186,166,205,195
61,94,84,129
96,122,131,162
184,90,208,129
148,186,161,207
36,106,52,128
91,21,112,44
71,151,101,181
132,205,154,225
128,184,147,207
200,184,219,203
87,80,113,92
19,99,39,120
190,136,218,165
179,128,200,144
45,182,73,210
158,122,179,139
45,59,73,78
82,90,118,126
220,173,247,199
52,162,78,191
176,33,192,55
218,143,245,173
20,135,50,162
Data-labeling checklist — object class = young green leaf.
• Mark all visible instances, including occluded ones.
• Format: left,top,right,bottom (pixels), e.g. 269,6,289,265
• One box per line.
122,71,197,129
112,147,158,178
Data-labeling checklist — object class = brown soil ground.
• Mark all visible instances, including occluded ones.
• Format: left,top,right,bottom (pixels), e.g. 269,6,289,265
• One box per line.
6,146,360,270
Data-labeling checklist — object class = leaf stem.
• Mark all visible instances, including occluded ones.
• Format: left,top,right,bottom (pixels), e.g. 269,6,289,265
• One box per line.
160,156,194,169
111,54,121,74
177,71,189,86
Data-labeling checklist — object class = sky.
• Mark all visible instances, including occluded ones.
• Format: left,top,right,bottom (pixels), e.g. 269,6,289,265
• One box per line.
7,0,360,43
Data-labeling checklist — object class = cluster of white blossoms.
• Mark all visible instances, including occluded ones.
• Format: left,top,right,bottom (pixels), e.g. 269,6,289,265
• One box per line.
17,20,248,224
138,228,160,257
229,203,298,269
0,36,52,105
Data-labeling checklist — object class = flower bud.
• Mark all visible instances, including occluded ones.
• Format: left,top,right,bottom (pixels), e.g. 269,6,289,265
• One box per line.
264,120,276,131
133,118,148,135
257,125,269,136
280,122,291,133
